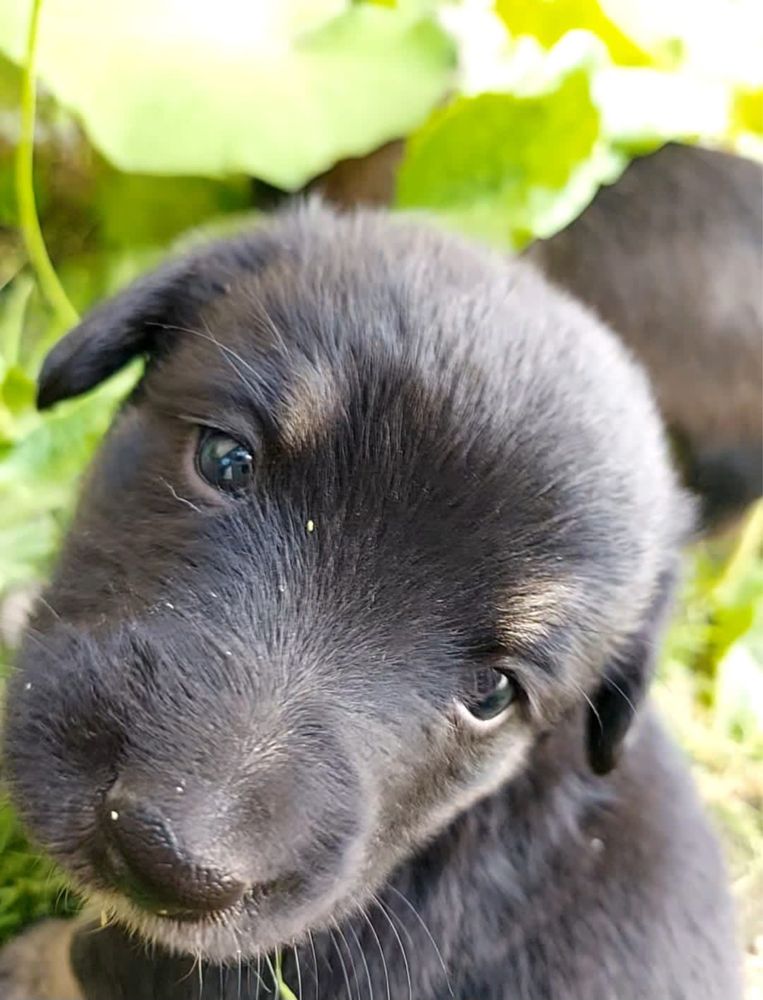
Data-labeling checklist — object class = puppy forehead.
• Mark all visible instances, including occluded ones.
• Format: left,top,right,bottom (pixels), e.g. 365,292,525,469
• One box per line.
173,211,509,361
149,261,428,433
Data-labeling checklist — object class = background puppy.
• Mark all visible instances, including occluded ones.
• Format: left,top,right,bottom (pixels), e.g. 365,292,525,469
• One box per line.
318,142,763,529
525,143,763,529
3,204,740,998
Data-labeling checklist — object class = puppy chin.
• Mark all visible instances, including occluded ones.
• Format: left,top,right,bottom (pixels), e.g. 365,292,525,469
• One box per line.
87,889,291,962
85,852,367,964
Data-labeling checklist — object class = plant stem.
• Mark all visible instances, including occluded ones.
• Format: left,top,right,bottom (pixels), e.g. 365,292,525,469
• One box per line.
266,950,299,1000
15,0,79,329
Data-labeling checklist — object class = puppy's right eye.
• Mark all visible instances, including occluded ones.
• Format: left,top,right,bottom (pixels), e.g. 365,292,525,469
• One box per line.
462,667,517,721
454,664,519,732
196,429,254,493
465,669,516,720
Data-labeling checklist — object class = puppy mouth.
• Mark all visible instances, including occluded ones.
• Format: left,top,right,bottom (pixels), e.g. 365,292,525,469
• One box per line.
151,903,242,925
148,876,294,925
89,870,321,960
74,804,372,959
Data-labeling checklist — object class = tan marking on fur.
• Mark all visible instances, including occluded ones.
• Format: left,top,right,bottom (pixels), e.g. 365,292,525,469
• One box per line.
279,365,343,451
498,579,581,644
0,917,84,999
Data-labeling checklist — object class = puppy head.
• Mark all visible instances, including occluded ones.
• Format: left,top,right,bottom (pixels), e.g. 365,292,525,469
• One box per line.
3,203,688,960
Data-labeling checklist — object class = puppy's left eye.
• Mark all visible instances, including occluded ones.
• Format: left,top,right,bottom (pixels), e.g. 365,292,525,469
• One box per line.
460,667,517,723
196,429,254,493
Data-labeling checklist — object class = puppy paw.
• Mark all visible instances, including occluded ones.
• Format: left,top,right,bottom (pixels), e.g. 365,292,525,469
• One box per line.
0,918,83,1000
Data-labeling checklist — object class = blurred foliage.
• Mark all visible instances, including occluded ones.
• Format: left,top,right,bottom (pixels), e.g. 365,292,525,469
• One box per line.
397,66,618,245
396,0,763,246
0,0,760,989
0,804,72,942
656,505,763,991
494,0,651,65
0,1,456,188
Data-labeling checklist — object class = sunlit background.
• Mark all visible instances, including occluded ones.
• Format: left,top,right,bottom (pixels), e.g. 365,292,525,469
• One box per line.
0,0,761,994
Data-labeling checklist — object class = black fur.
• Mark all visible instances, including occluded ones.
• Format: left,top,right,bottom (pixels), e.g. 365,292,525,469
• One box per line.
4,203,740,998
70,714,736,999
526,142,763,530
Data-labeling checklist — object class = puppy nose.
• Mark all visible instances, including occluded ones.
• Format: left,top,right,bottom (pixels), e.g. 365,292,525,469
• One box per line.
102,790,246,916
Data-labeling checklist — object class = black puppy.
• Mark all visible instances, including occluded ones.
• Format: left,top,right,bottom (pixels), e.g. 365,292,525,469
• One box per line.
526,143,763,529
2,203,740,998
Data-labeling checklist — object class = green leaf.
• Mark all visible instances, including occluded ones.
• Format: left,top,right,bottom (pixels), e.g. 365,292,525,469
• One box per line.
0,364,138,590
0,2,455,189
93,171,252,251
732,87,763,137
0,366,36,418
0,276,32,373
396,67,621,247
710,603,757,663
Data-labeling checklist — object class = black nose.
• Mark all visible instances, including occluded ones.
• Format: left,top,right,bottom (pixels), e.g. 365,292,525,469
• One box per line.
102,788,246,916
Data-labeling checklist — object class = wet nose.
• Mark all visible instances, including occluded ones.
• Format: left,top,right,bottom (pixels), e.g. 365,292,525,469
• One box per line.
102,787,246,916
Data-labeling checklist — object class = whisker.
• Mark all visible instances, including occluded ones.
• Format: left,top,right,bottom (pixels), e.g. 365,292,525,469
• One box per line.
265,956,277,998
255,305,290,358
387,886,453,997
358,906,390,1000
604,674,637,715
334,922,361,1000
201,314,265,387
329,928,354,1000
293,943,303,1000
348,919,374,1000
157,321,261,398
373,896,412,1000
160,476,202,513
36,594,60,620
307,930,320,998
20,628,71,670
568,676,602,734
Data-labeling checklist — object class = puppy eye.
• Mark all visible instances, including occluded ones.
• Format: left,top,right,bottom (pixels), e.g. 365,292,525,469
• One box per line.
459,667,517,724
196,429,254,493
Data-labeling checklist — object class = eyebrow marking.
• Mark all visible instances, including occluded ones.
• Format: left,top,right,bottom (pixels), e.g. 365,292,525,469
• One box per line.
497,579,580,645
278,363,344,451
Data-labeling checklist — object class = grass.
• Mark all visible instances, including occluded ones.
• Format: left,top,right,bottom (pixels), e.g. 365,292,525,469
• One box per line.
656,504,763,997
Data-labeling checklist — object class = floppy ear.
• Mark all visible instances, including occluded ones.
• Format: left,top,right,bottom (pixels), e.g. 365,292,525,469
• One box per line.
37,235,268,410
36,256,201,410
585,568,677,775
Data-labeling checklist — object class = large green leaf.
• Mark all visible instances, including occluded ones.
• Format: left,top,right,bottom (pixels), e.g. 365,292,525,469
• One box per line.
0,1,455,189
396,67,623,247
